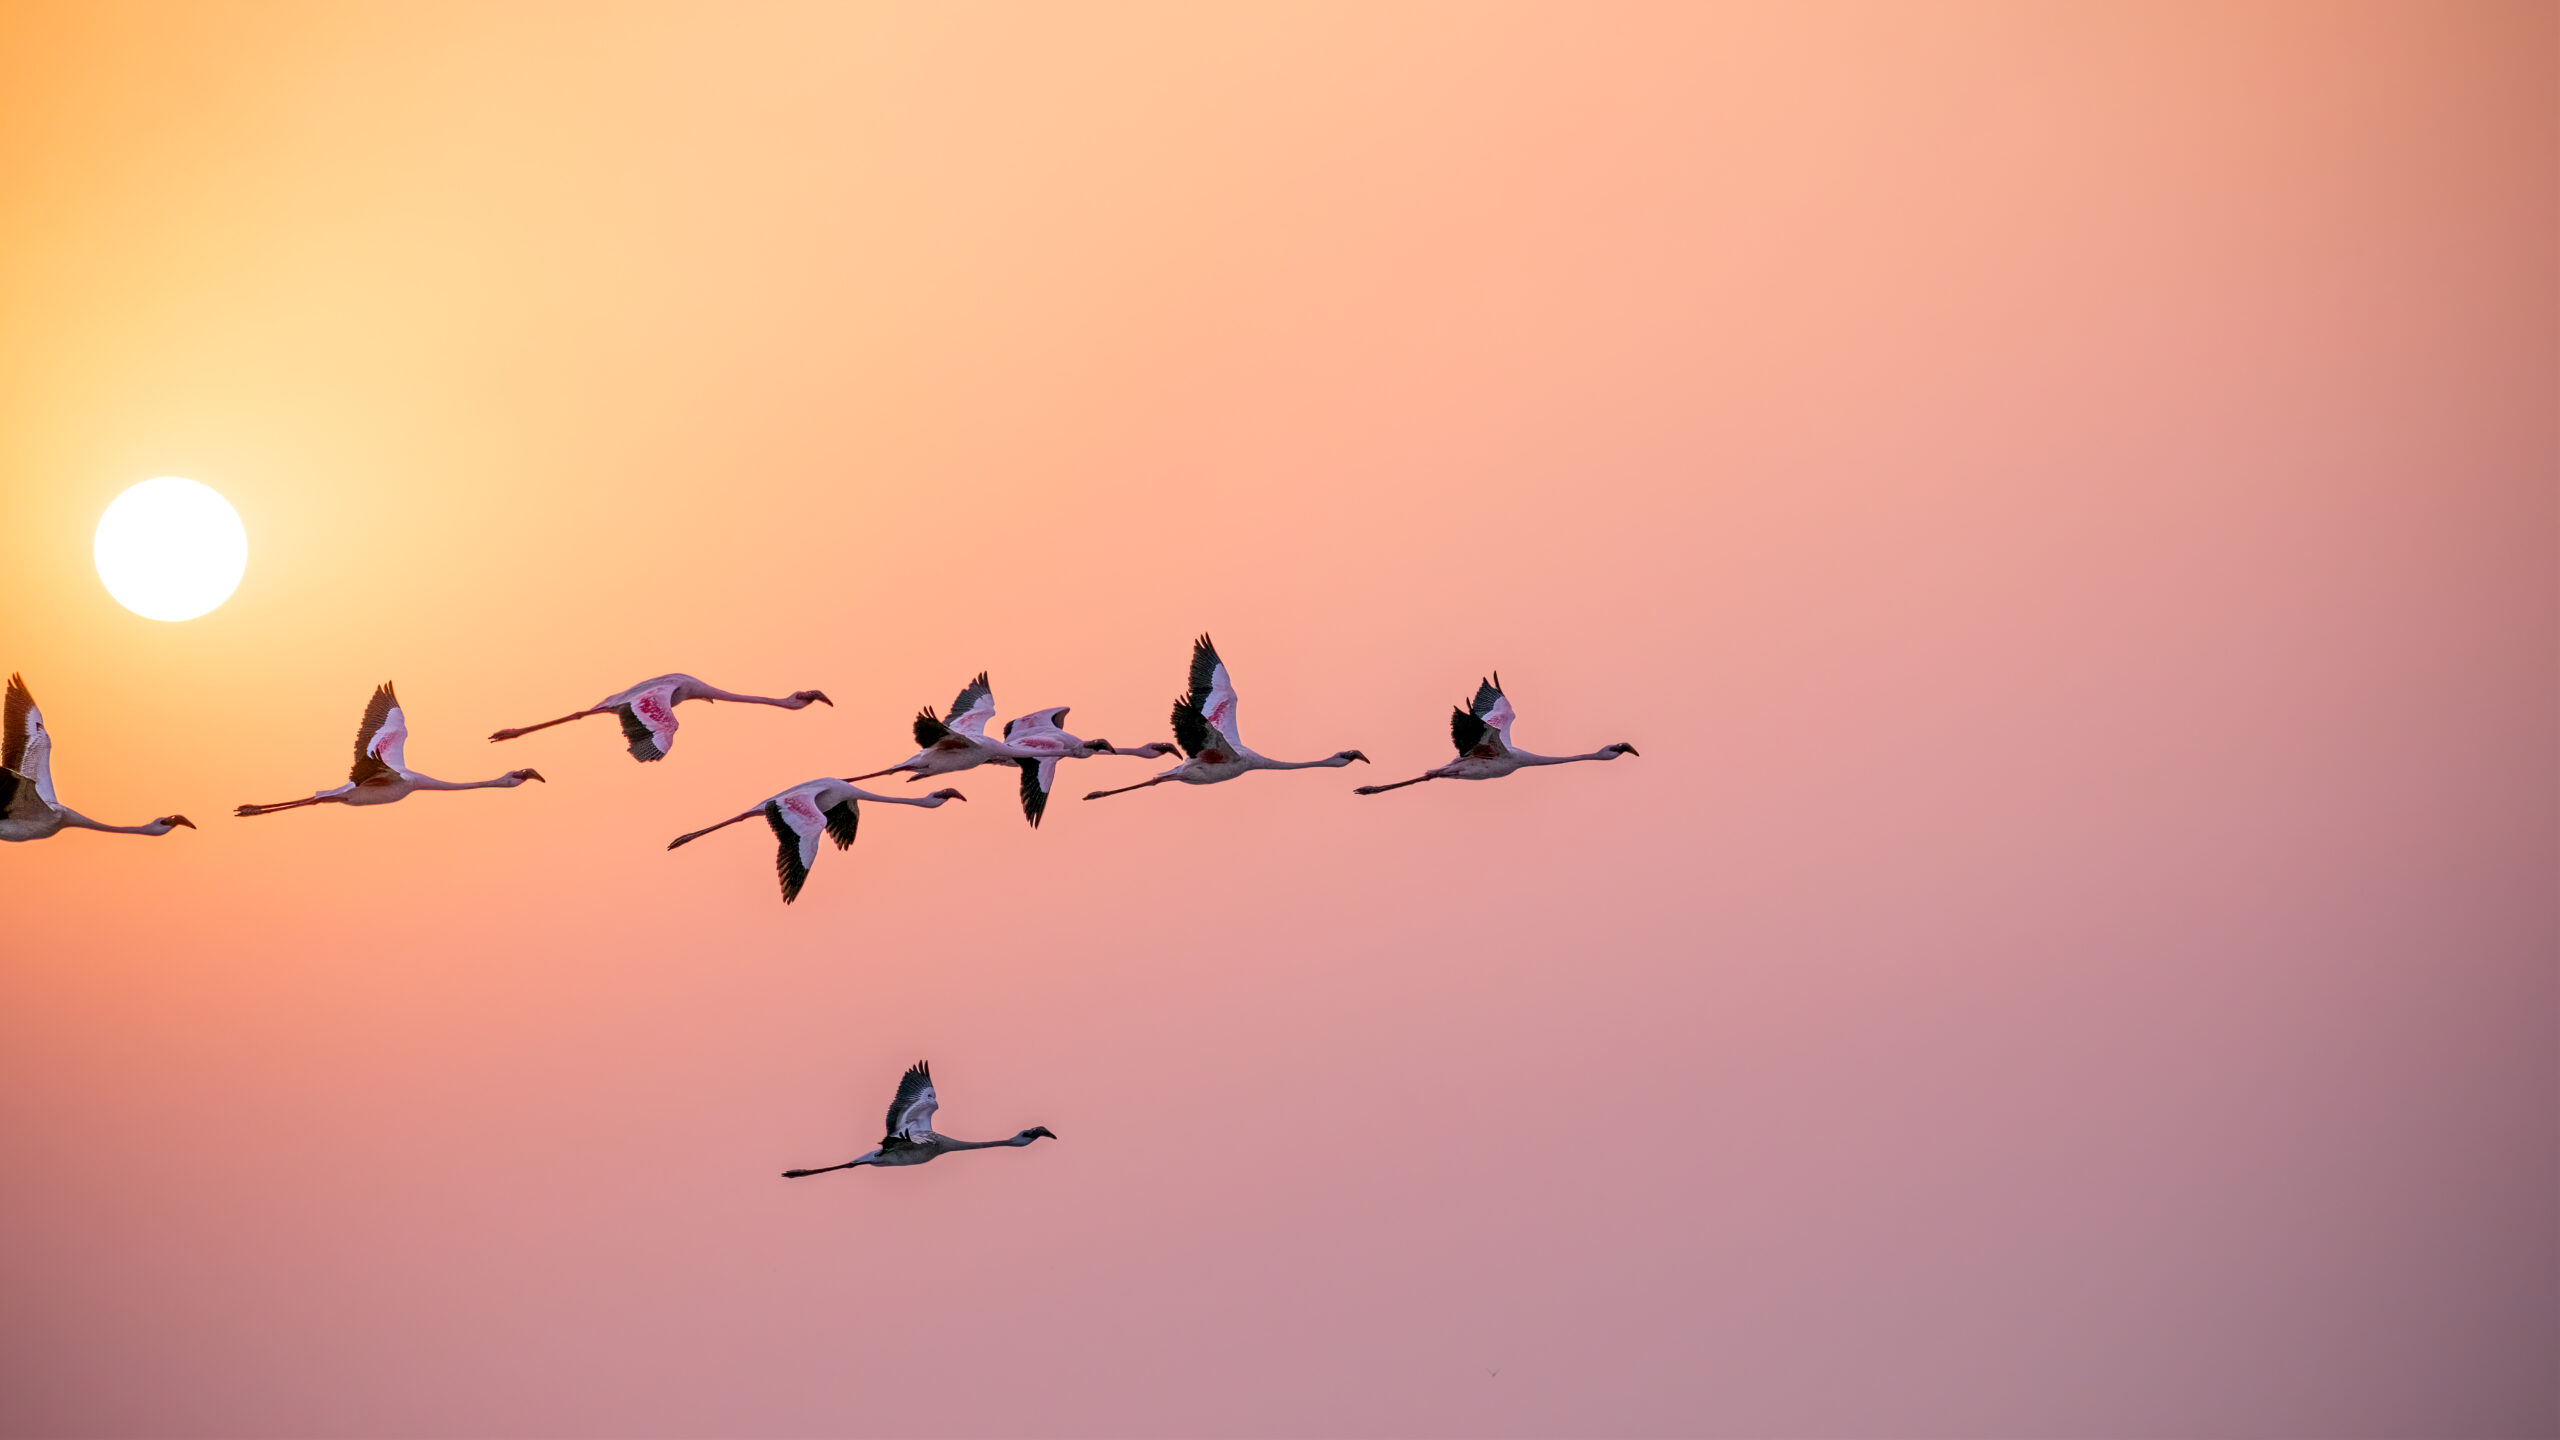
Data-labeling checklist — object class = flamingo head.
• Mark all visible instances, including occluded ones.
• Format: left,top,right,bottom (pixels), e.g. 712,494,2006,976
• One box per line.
927,788,967,803
509,768,547,784
1607,743,1639,757
792,690,832,708
1021,1126,1056,1142
158,814,195,831
1337,750,1371,765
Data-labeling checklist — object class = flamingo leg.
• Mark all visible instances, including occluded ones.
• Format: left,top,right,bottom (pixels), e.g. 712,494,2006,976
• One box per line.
782,1160,865,1178
234,794,331,817
488,710,601,742
1083,775,1172,801
1353,774,1440,795
843,764,909,783
667,808,763,849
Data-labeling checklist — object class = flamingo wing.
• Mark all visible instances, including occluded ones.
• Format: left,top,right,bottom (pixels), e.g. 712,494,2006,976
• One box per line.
1452,675,1514,758
618,683,681,762
763,785,831,903
1015,755,1059,827
822,797,860,850
3,673,56,806
1172,634,1241,759
1194,636,1242,748
349,683,407,785
882,1060,938,1145
944,673,995,738
1001,707,1070,743
1,767,53,826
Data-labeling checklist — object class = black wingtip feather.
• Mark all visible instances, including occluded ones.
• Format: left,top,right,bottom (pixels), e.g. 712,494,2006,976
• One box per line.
1016,756,1048,828
348,683,402,786
1187,634,1220,697
942,673,993,725
823,798,860,850
764,801,810,903
618,706,666,761
2,673,31,775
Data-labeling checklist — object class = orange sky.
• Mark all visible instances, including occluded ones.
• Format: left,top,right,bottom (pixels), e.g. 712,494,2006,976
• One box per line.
2,3,2553,1434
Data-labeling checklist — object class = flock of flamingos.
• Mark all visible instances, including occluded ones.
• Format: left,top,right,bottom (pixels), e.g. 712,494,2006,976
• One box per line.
5,633,1636,1174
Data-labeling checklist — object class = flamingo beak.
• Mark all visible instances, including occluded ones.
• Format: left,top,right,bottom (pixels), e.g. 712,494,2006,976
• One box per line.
1619,744,1640,757
168,815,195,829
809,691,834,706
519,769,547,782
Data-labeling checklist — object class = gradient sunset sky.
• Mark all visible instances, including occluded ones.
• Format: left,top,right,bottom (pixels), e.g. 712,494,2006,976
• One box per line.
2,3,2553,1435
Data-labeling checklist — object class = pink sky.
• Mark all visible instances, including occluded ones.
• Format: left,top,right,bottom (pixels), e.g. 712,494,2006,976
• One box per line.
1,3,2553,1434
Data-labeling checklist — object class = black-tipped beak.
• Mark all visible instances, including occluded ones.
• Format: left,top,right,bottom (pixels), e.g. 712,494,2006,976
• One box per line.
521,769,547,782
169,815,196,829
1620,745,1640,757
811,692,834,706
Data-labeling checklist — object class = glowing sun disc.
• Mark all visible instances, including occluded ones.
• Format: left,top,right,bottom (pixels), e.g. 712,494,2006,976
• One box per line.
94,478,248,622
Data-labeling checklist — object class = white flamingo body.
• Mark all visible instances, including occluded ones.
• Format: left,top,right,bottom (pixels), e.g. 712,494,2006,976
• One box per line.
850,674,1059,785
1354,674,1636,795
667,776,965,903
0,674,193,841
489,672,829,762
782,1060,1055,1177
235,683,544,818
997,705,1176,827
1082,635,1367,802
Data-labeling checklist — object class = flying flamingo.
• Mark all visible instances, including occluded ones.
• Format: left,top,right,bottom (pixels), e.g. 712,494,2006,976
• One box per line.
1083,635,1367,802
0,674,193,842
235,683,544,817
997,706,1176,827
666,777,965,903
847,673,1054,785
488,673,830,762
1354,674,1637,795
782,1060,1056,1178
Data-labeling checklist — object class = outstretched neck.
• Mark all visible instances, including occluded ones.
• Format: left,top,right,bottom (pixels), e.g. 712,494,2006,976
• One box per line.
693,685,794,707
1259,754,1353,770
1519,749,1620,767
59,809,174,835
937,1132,1041,1151
410,772,523,791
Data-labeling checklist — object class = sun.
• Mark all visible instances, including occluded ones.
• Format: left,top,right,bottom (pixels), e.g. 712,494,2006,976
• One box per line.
94,477,249,622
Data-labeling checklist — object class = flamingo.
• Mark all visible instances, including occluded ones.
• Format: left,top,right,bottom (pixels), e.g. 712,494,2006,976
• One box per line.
997,706,1176,827
782,1060,1056,1177
234,683,544,817
1353,674,1636,795
1083,635,1367,802
847,673,1052,784
488,673,829,762
667,778,965,903
0,674,193,842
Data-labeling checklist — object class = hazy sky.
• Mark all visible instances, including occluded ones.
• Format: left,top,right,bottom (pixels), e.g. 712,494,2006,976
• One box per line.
1,3,2552,1435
